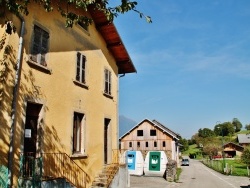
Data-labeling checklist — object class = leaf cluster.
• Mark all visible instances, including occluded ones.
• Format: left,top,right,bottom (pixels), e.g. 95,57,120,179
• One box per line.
0,0,152,28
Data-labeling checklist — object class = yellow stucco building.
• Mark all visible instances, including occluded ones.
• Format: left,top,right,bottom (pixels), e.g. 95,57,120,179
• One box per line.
0,3,135,187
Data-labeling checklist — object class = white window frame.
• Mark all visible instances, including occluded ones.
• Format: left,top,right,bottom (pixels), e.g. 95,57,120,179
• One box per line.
31,25,49,66
104,69,112,95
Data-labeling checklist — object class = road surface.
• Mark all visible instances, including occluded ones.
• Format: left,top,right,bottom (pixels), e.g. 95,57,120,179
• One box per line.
129,159,250,188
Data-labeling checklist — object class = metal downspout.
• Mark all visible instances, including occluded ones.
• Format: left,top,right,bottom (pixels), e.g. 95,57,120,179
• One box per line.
7,15,25,187
118,73,125,148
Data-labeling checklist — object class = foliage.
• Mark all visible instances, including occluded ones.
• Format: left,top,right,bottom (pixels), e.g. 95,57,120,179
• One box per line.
0,0,152,28
198,128,215,138
241,146,250,167
202,143,221,156
245,124,250,130
214,122,235,136
179,138,189,152
232,118,242,132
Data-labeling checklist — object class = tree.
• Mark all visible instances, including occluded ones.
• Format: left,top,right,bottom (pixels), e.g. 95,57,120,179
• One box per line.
214,122,235,136
179,138,189,152
0,0,152,28
245,124,250,130
241,147,250,167
232,118,242,132
198,128,215,138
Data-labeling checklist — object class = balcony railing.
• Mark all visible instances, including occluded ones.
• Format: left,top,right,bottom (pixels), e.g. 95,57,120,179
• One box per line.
19,153,87,187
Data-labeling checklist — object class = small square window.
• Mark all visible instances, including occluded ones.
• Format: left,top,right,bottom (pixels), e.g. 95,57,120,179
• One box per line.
150,129,157,136
145,142,148,147
137,130,143,136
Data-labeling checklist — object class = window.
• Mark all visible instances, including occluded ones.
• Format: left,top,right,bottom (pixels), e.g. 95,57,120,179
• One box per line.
31,25,49,66
129,142,132,147
104,69,111,95
137,130,143,136
78,20,88,31
145,142,148,147
76,52,86,83
73,112,84,154
162,141,166,147
154,141,157,147
150,129,157,136
137,142,140,147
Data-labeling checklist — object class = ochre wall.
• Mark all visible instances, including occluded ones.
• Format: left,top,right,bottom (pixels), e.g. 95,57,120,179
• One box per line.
0,3,119,187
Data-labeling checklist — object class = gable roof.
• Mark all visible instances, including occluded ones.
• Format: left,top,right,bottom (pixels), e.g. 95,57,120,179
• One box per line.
238,134,250,144
89,7,136,74
119,118,180,140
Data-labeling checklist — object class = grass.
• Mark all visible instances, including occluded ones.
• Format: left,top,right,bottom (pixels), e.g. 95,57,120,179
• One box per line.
202,158,249,176
175,168,182,182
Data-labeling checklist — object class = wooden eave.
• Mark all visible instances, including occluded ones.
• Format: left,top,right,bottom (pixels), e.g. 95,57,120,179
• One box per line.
89,8,136,74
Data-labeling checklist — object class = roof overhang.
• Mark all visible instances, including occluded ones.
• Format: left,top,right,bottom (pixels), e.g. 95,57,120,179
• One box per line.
89,7,136,74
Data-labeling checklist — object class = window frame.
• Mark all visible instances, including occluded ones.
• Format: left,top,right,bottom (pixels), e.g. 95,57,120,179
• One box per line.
137,130,143,137
76,52,86,84
150,129,157,136
72,112,85,155
129,142,132,147
30,25,49,67
104,68,112,96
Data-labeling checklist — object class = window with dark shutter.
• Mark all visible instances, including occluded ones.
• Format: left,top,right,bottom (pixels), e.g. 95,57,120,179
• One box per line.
104,69,111,95
31,25,49,66
76,52,86,83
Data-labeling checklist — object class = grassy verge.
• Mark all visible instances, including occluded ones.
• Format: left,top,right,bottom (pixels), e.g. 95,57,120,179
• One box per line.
175,168,182,182
202,158,249,176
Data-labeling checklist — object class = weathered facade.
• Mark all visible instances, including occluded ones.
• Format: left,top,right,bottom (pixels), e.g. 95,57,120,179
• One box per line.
119,119,180,163
0,3,135,187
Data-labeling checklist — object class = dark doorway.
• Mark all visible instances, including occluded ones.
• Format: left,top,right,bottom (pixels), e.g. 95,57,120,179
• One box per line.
104,118,110,164
23,102,42,176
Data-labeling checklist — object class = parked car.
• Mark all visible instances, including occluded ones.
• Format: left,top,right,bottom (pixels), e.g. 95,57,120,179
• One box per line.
181,158,189,166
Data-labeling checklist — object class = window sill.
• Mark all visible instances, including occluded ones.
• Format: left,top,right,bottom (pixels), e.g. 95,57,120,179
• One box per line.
27,59,52,74
73,80,89,89
103,92,113,99
71,153,88,159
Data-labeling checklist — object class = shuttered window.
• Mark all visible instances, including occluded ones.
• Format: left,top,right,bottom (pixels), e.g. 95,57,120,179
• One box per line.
31,25,49,66
76,52,86,83
104,69,111,95
73,112,84,153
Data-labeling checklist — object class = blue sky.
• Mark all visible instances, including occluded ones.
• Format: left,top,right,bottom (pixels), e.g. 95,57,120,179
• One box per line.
113,0,250,139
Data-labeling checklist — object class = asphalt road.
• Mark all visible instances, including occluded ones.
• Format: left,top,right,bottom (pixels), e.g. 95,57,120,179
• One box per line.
129,159,250,188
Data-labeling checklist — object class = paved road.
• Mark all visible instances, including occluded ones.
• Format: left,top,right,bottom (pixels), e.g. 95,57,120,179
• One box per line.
129,159,250,188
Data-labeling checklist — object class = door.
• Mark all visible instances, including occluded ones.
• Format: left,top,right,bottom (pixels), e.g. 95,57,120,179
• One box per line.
104,118,110,164
23,102,42,176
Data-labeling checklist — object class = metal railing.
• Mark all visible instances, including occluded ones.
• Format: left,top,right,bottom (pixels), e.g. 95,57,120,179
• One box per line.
19,153,87,188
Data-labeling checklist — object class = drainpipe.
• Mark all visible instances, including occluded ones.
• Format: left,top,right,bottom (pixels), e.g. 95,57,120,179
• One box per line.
7,15,25,187
118,73,125,149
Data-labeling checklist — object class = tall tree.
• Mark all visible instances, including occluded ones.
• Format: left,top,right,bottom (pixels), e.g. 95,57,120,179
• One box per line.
179,138,189,152
245,124,250,130
232,118,242,132
0,0,152,28
214,122,234,136
198,128,215,138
